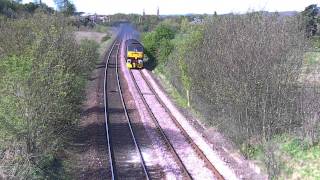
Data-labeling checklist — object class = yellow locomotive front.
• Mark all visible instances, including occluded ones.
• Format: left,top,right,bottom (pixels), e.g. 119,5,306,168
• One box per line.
125,39,144,69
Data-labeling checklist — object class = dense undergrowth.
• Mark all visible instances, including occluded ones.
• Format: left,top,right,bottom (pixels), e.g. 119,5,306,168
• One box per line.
143,13,320,178
0,13,99,179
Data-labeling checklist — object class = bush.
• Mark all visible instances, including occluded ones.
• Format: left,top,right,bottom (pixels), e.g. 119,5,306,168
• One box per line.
187,13,308,144
165,19,203,105
142,23,176,69
0,13,99,179
180,13,319,176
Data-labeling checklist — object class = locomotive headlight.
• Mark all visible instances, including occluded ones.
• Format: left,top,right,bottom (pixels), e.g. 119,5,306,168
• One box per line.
138,59,143,64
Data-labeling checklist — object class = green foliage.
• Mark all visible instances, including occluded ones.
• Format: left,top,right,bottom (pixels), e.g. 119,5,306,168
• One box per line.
304,52,320,65
157,39,173,68
153,70,190,108
23,2,39,13
94,24,109,33
54,0,76,16
186,13,308,145
154,24,175,41
164,20,203,104
282,138,308,157
146,13,319,178
0,55,32,134
0,13,99,179
238,135,320,178
142,23,176,69
0,0,54,17
311,35,320,50
301,4,319,37
142,18,204,108
143,18,203,105
267,136,320,179
101,34,110,42
241,143,263,159
0,0,20,17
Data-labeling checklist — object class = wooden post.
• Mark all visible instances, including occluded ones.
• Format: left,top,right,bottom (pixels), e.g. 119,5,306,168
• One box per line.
187,90,190,107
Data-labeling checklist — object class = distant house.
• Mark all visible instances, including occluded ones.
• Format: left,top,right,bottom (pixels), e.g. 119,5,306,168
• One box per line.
190,17,204,24
97,15,110,23
79,13,110,24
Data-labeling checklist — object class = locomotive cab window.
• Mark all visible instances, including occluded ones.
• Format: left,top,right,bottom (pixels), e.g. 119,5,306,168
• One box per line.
128,46,143,52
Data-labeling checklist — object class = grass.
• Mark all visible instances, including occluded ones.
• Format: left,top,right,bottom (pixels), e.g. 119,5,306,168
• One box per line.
304,52,320,66
101,34,110,43
247,135,320,179
241,143,264,159
302,36,320,75
153,68,189,108
300,51,320,82
98,35,114,59
311,36,320,51
94,25,109,33
74,31,109,44
75,30,113,59
152,67,217,132
280,137,320,179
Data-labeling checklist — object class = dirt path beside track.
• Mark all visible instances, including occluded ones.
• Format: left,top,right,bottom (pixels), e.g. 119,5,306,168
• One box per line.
65,32,115,179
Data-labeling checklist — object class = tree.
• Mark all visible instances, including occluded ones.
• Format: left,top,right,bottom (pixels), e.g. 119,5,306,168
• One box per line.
302,4,319,37
54,0,75,16
0,0,19,17
64,1,75,16
0,0,52,16
23,2,39,13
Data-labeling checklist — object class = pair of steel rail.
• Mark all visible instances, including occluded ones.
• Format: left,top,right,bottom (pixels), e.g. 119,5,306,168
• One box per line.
103,37,223,180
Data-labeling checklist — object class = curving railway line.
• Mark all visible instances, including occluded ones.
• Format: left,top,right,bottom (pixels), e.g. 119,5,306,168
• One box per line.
103,39,149,179
103,31,228,179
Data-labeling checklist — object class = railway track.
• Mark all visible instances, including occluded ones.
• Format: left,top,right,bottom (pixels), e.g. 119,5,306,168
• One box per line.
104,39,149,180
130,69,225,180
103,33,225,179
129,70,193,179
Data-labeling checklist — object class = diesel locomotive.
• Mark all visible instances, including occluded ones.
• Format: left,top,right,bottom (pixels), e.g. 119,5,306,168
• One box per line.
124,39,144,69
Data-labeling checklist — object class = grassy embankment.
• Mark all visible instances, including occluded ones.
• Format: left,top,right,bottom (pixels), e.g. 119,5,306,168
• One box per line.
142,14,320,179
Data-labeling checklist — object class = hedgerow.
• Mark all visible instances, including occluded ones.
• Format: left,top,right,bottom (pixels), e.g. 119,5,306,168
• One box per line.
0,13,99,179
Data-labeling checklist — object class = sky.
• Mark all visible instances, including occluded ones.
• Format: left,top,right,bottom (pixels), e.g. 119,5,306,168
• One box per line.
23,0,319,15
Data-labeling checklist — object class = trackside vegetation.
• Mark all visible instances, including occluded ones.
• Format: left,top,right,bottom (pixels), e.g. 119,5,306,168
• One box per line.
143,11,320,178
0,13,99,178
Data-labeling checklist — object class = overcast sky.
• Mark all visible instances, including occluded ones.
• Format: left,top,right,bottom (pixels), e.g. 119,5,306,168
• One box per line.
23,0,319,15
